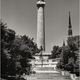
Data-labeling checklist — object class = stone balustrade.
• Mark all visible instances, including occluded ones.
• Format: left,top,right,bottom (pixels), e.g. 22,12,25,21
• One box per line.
60,70,80,80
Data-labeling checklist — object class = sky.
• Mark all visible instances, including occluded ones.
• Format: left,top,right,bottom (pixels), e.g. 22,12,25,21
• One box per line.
1,0,79,53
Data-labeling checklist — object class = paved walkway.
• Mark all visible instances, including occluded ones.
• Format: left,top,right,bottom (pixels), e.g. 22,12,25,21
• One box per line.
24,72,71,80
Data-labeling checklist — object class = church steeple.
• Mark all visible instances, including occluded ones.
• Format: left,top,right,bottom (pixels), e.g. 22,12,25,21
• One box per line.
68,12,72,37
63,40,65,47
69,12,71,28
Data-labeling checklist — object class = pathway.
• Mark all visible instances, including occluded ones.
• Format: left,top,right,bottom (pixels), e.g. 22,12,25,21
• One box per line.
24,72,71,80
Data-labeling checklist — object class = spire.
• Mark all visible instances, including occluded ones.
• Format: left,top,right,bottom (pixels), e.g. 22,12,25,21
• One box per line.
68,11,72,37
63,40,65,46
69,12,72,28
62,40,65,52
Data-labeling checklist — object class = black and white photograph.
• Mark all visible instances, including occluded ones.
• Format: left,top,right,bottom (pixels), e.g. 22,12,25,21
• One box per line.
1,0,80,80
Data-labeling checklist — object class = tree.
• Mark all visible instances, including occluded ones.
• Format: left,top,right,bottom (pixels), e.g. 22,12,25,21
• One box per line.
50,46,62,59
67,36,80,76
57,35,80,77
67,36,79,51
1,21,39,80
57,45,70,70
1,22,16,78
10,35,39,75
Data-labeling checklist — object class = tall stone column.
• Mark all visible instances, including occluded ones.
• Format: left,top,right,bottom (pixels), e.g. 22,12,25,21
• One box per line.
37,0,45,51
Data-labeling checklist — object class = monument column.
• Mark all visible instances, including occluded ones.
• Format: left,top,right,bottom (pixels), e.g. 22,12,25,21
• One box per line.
37,0,45,51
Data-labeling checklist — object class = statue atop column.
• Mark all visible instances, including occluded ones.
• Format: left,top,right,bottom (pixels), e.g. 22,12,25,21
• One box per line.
37,0,44,1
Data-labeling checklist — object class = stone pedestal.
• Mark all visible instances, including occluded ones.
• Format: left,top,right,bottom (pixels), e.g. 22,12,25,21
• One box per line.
30,52,59,73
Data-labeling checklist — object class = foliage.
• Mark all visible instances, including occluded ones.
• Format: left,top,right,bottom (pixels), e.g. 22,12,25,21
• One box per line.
1,22,16,77
50,46,62,59
67,36,80,51
10,35,39,75
1,21,39,79
57,36,80,76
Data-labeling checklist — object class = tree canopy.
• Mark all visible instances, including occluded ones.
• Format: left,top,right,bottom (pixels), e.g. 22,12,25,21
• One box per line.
1,21,39,80
50,46,62,59
57,35,80,76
